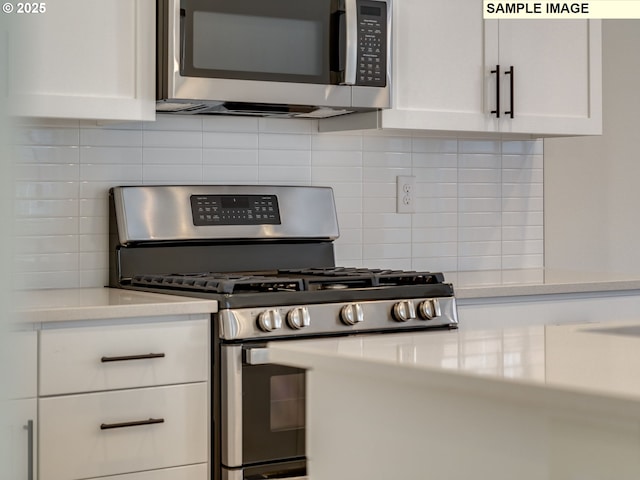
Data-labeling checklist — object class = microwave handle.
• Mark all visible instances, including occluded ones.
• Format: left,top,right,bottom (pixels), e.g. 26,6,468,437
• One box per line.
343,0,358,85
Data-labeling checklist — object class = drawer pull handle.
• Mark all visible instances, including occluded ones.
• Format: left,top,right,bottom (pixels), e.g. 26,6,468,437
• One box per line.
100,417,165,430
101,352,165,363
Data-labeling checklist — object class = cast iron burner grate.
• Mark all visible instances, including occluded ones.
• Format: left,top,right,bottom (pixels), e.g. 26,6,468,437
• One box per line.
280,267,445,289
130,273,305,294
130,268,446,295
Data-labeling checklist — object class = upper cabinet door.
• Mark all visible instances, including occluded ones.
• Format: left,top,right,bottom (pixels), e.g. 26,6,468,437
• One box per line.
323,2,602,137
491,19,602,136
8,0,155,121
380,0,498,132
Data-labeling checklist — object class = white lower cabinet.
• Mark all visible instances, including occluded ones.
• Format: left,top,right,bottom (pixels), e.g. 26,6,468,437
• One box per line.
39,383,207,480
38,316,210,480
95,464,208,480
4,398,37,480
3,330,37,480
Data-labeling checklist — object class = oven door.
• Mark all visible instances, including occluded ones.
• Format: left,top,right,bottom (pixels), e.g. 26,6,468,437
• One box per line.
221,344,306,479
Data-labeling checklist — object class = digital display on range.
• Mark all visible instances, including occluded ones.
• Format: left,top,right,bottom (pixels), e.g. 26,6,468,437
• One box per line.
190,194,281,226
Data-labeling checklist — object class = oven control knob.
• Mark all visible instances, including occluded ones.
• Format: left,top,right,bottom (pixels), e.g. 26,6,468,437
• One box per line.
418,299,442,320
287,307,311,329
392,300,416,322
257,310,283,332
340,303,364,326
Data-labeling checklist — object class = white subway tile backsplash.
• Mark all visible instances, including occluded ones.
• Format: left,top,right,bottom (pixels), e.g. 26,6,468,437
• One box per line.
142,147,202,165
80,128,142,147
15,181,79,199
258,165,311,184
146,115,203,131
258,133,311,150
143,130,202,148
81,146,143,165
12,116,544,288
203,116,258,132
312,133,363,152
15,217,78,236
143,164,203,183
412,138,458,154
203,165,259,184
15,199,78,218
203,132,259,149
259,118,315,134
363,134,412,153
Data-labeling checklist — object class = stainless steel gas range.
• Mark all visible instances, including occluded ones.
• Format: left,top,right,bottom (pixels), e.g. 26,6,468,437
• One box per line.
109,185,458,480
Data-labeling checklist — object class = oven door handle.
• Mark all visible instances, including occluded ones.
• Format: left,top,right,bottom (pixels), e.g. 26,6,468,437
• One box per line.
244,347,271,365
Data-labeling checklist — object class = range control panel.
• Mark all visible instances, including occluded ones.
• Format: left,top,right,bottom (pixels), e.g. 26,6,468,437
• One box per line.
191,194,281,226
356,0,387,87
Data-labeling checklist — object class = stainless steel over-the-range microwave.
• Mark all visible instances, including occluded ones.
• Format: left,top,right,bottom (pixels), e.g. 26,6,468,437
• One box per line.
156,0,391,118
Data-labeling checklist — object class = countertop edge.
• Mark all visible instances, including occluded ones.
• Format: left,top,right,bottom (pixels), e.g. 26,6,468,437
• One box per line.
14,288,218,324
268,341,640,420
454,279,640,299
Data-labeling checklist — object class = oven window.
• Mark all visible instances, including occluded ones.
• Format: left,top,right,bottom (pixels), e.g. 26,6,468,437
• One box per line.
270,373,305,432
241,362,306,464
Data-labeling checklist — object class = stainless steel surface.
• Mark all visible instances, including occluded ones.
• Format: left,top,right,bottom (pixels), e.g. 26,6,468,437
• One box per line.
418,298,441,320
111,185,339,244
221,345,243,467
257,310,283,333
344,0,358,86
159,0,390,115
244,347,271,366
287,307,311,330
222,471,307,480
340,303,364,325
393,300,417,322
218,297,458,341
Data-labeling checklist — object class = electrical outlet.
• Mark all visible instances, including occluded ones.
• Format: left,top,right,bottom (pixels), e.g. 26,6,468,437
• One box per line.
396,176,415,213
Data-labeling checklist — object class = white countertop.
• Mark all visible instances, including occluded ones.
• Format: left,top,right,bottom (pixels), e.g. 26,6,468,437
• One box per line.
15,287,218,323
269,320,640,417
449,269,640,299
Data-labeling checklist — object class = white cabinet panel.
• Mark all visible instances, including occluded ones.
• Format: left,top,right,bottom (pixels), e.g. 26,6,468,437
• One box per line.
3,399,37,480
492,19,602,135
8,0,155,121
332,1,601,137
40,319,208,395
5,330,37,399
382,0,497,132
93,464,208,480
39,383,208,480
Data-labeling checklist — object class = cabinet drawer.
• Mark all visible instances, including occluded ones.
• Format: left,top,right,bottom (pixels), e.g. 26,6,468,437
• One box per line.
40,319,208,395
88,464,207,480
39,383,208,480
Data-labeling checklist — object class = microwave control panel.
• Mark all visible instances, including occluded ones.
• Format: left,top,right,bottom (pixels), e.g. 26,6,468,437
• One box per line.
356,0,387,87
191,195,281,226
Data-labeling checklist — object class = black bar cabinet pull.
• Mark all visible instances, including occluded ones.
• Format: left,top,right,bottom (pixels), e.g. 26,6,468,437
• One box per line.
101,352,165,363
490,65,500,118
505,66,514,118
24,420,34,480
100,417,165,430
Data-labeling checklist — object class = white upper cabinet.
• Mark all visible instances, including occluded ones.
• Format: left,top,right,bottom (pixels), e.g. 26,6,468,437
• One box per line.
8,0,155,121
325,0,602,137
488,19,602,136
381,0,497,132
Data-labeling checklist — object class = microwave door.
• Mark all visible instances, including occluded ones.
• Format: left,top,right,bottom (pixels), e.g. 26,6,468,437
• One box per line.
179,0,335,85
